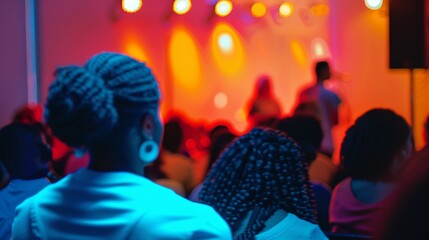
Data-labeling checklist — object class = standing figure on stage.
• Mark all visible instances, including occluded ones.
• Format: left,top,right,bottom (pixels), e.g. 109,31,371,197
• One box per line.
295,61,341,157
246,74,282,128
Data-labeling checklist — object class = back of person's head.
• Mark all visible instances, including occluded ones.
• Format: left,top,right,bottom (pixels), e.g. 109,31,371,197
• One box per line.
162,120,183,153
315,61,331,81
207,129,236,175
0,122,51,179
45,52,160,150
275,115,323,164
13,104,43,124
254,74,273,97
199,128,316,239
340,108,411,181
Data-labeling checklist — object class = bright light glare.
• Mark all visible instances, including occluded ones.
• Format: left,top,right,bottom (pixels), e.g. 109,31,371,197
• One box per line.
174,0,192,15
279,2,293,17
251,2,267,18
214,92,228,109
215,0,233,17
122,0,142,13
365,0,383,10
218,33,233,53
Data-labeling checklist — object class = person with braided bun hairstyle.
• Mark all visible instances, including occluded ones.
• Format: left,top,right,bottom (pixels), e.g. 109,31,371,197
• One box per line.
199,128,327,240
329,109,412,236
12,52,231,239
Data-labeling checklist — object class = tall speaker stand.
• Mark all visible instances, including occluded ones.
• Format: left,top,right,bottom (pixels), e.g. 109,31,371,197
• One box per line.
409,68,415,135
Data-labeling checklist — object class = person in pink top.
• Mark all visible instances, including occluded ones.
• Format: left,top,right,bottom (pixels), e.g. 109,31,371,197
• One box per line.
329,109,413,236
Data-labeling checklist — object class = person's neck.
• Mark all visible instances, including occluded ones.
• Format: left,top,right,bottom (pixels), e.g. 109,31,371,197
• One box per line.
88,151,143,176
234,208,288,237
350,179,395,204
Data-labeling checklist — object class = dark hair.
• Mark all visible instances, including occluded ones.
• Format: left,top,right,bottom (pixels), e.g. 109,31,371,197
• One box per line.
315,61,329,77
0,122,51,179
206,130,236,175
275,116,323,164
340,109,410,181
199,128,317,239
162,120,183,153
425,116,429,138
44,52,160,148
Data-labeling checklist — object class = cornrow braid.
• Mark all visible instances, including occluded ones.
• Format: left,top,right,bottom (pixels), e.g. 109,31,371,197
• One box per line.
45,52,160,148
199,128,317,239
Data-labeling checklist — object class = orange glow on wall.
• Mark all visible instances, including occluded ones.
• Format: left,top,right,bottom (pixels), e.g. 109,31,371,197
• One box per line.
211,23,245,76
168,27,201,91
290,40,308,67
122,0,142,13
124,42,149,63
251,2,267,18
310,3,329,17
234,108,247,122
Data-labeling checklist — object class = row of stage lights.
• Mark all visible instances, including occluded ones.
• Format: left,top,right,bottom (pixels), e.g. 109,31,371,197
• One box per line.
122,0,384,17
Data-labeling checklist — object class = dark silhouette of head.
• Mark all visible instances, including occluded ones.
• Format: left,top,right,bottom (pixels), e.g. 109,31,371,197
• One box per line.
275,115,323,165
315,61,331,82
206,128,236,176
44,52,162,172
0,122,51,179
199,128,316,239
162,120,183,153
340,109,411,181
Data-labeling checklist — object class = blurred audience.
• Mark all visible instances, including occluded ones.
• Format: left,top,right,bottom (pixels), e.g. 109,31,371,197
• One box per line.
330,109,412,236
0,123,55,239
158,119,196,194
199,128,327,239
275,115,336,231
189,124,236,202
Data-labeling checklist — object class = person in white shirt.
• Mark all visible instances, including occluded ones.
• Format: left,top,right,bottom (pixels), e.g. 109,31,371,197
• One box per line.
12,52,231,239
199,128,327,240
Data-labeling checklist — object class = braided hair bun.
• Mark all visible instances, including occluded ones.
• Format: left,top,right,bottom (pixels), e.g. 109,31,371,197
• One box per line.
45,52,160,148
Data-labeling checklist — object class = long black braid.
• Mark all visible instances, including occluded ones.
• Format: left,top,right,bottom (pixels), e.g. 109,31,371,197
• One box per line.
199,128,317,239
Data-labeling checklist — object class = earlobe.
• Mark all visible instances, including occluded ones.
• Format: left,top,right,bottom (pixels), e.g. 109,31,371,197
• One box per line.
141,113,155,138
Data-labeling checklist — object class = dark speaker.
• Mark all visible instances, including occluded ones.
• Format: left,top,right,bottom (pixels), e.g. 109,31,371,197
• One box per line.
389,0,429,69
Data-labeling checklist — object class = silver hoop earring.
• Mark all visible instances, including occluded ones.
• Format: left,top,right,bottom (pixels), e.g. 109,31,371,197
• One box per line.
139,140,159,164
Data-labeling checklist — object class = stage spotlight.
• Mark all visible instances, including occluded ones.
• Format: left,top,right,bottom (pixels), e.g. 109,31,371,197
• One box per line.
251,2,267,18
122,0,142,13
364,0,383,10
215,0,233,17
214,92,228,109
218,33,233,54
279,2,293,17
173,0,192,15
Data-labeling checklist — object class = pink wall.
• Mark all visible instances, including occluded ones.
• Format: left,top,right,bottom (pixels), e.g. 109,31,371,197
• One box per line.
0,0,29,127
